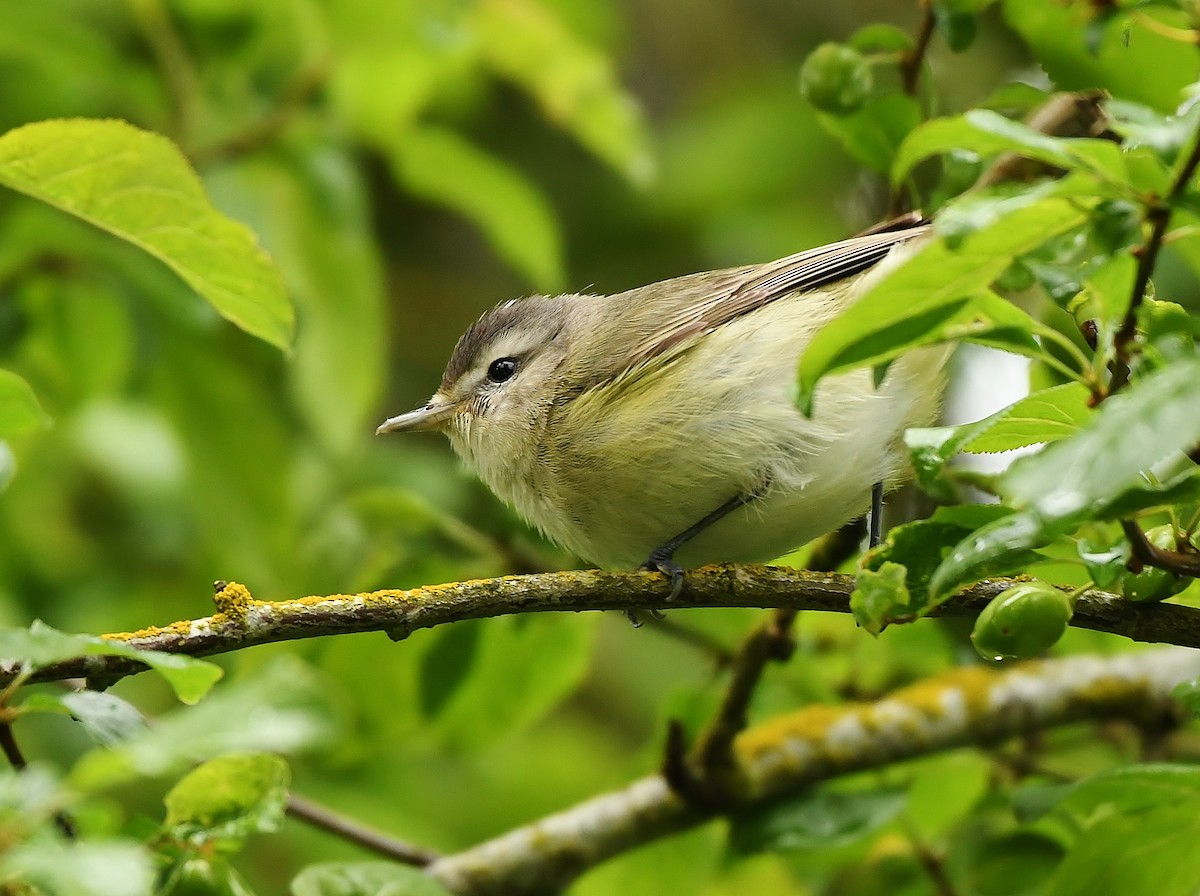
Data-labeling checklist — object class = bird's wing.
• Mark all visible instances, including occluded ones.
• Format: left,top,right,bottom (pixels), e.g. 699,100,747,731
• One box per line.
614,221,930,377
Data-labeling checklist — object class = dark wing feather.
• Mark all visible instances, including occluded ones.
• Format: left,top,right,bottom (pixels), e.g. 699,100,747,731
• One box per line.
618,222,929,375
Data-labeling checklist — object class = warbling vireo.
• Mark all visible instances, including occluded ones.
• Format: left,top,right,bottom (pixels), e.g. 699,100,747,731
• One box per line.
377,219,945,597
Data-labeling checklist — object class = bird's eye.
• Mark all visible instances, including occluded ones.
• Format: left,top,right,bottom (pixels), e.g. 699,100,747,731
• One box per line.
486,357,518,383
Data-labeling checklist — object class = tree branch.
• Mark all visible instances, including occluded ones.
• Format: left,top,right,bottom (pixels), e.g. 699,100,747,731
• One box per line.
13,569,1200,686
286,793,439,867
425,648,1200,895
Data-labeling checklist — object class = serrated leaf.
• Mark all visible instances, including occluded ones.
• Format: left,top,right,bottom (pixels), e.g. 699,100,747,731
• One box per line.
0,370,49,439
1002,358,1200,516
796,190,1090,415
850,561,909,636
0,621,222,704
930,358,1200,599
291,861,453,896
892,109,1125,186
966,382,1090,455
164,753,290,848
907,382,1092,493
0,119,293,348
389,125,563,290
865,505,1039,616
20,691,147,747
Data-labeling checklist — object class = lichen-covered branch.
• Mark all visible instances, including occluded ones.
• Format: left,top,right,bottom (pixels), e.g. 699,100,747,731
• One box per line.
426,648,1200,896
9,568,1200,685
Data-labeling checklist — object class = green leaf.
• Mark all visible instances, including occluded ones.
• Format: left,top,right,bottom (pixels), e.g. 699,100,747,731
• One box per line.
418,621,483,719
19,691,147,747
966,831,1064,896
164,753,290,848
389,125,564,291
956,382,1091,452
0,119,294,348
796,191,1089,414
906,383,1092,492
473,0,654,185
1002,0,1200,113
0,841,154,896
291,862,453,896
0,621,222,705
204,147,386,453
850,561,909,636
1049,799,1200,896
419,614,597,749
1002,358,1200,517
893,109,1124,186
1056,764,1200,822
70,657,330,791
815,91,922,173
0,369,49,438
729,786,907,854
930,357,1200,599
1173,678,1200,717
865,505,1038,617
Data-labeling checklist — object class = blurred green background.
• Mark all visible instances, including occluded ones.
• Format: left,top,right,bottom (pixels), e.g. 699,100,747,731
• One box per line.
0,1,1097,892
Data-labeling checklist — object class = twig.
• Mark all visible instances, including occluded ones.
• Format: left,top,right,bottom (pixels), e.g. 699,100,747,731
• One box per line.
12,570,1200,686
129,0,198,143
424,648,1200,896
901,1,936,97
190,61,329,165
0,722,76,839
287,793,440,866
902,817,959,896
1111,114,1200,390
680,523,864,803
1121,520,1200,577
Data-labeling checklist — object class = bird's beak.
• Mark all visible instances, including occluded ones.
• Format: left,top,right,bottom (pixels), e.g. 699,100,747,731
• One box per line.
376,398,457,435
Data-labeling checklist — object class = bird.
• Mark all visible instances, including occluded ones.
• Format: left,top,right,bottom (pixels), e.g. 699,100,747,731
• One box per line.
377,218,945,598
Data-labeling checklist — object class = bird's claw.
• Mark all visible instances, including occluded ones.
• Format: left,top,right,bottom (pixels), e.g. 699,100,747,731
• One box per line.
642,549,686,603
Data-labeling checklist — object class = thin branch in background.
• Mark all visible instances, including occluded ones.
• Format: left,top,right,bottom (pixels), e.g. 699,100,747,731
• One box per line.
1122,520,1200,578
1110,115,1200,391
129,0,198,143
425,649,1200,896
676,521,865,803
0,722,76,839
900,0,936,97
286,793,440,867
190,61,329,165
901,817,960,896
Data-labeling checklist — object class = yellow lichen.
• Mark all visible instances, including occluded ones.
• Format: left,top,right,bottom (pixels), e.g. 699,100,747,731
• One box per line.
212,581,254,622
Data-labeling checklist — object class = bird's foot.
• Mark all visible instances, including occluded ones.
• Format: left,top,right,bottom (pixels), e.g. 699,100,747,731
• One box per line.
641,547,686,603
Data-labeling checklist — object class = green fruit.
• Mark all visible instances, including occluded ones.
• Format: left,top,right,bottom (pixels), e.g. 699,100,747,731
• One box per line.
1121,525,1189,603
799,43,873,115
971,582,1073,662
